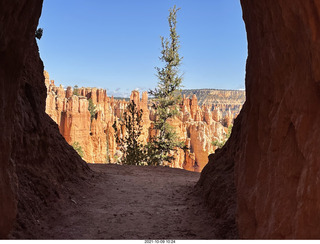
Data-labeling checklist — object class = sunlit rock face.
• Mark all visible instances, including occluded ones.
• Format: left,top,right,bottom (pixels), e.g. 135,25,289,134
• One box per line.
181,89,245,119
199,0,320,239
46,83,117,164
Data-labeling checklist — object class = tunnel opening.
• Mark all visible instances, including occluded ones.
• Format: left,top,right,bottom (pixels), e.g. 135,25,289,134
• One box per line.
4,0,320,240
38,1,247,173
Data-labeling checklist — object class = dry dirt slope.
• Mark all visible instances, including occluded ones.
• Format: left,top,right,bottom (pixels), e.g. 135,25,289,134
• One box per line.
11,164,236,239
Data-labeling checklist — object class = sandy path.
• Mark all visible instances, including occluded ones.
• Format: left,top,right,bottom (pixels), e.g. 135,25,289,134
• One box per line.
23,164,219,239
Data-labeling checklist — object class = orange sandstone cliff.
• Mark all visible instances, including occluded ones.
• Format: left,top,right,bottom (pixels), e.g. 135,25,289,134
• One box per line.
181,89,245,118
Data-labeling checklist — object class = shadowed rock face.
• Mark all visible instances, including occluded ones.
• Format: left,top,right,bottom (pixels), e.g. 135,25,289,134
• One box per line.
0,0,89,238
199,0,320,239
237,0,320,238
0,0,43,237
197,113,242,239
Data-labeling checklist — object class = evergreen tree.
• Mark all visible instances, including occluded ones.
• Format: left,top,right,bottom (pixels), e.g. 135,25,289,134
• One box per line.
88,98,96,121
73,85,80,96
72,141,84,158
147,5,185,166
112,100,146,165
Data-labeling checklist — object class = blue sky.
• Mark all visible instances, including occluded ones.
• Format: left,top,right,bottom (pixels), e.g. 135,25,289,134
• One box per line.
38,0,247,97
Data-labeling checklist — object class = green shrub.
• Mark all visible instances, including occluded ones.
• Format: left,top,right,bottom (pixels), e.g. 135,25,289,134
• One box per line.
35,28,43,40
212,140,226,149
212,125,233,149
88,98,96,121
72,141,84,158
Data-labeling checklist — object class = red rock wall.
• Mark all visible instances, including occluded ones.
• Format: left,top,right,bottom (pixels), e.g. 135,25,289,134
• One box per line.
0,0,43,237
237,0,320,238
0,0,89,238
199,0,320,239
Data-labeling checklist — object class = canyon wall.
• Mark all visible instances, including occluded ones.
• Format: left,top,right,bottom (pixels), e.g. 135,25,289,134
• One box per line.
199,0,320,239
181,89,245,105
181,89,245,118
0,1,39,237
45,80,234,172
0,0,88,238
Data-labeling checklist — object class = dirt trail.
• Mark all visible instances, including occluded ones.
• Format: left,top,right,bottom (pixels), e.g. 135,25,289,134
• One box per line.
13,164,229,239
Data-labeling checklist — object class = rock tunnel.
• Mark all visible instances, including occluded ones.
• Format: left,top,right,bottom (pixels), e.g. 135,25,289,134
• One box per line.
1,0,320,239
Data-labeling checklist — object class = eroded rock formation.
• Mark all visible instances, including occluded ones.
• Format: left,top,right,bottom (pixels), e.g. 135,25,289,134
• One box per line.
198,0,320,239
45,78,236,172
181,89,245,118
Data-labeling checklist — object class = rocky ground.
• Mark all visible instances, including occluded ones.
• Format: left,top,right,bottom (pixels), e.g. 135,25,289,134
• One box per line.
10,164,236,240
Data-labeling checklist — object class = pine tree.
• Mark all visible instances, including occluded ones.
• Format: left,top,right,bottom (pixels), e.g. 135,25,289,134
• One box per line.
112,100,146,165
73,85,80,96
88,98,96,121
147,5,185,166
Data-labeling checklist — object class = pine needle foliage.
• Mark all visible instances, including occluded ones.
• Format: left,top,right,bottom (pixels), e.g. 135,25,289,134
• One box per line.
150,5,183,100
147,5,185,166
72,141,84,158
88,98,96,121
112,100,146,165
73,85,80,96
